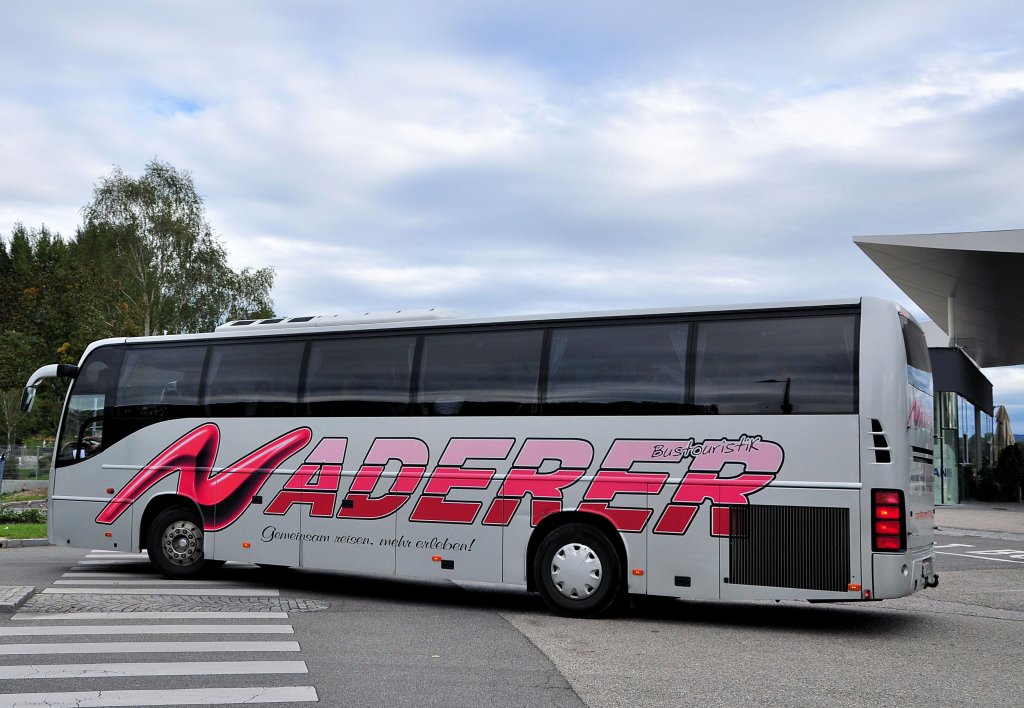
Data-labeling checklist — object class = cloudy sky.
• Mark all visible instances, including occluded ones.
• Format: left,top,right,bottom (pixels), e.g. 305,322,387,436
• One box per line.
3,1,1024,414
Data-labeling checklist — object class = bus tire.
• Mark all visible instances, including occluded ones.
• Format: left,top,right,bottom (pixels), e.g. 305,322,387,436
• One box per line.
147,506,209,578
534,523,624,618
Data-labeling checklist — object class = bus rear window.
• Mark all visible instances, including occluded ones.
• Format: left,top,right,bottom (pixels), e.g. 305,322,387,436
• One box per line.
900,315,932,394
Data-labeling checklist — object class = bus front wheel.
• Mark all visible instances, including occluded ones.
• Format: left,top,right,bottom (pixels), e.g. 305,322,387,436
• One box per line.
147,506,209,578
534,523,624,618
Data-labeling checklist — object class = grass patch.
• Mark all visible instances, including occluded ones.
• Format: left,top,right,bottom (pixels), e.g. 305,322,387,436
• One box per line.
0,522,47,539
0,489,47,504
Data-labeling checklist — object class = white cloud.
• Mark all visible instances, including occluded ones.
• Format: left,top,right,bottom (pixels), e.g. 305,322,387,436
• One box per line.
4,1,1024,414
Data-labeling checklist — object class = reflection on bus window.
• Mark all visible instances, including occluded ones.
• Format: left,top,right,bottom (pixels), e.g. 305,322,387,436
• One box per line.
304,336,416,416
693,315,857,415
205,341,304,416
418,330,543,415
547,322,689,415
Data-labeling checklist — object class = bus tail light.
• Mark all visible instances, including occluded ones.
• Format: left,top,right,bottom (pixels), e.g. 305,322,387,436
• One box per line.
872,489,906,552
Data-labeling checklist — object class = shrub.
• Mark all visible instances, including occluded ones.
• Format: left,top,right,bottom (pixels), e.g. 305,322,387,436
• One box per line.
0,508,46,524
975,466,999,502
995,443,1024,502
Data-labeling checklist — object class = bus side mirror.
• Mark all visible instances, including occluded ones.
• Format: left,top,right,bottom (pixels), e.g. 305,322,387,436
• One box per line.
21,386,37,413
20,363,79,413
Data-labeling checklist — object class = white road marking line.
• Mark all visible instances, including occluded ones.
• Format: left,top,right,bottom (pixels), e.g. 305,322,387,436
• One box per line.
61,572,159,578
12,611,289,621
936,551,1024,564
0,624,294,637
84,553,148,559
0,660,308,680
0,686,319,707
67,560,252,569
54,579,254,586
0,640,300,655
41,587,279,596
76,560,151,566
87,549,144,554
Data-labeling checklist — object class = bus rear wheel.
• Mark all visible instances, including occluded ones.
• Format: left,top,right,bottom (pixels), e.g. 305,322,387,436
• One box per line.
534,523,624,618
147,506,210,578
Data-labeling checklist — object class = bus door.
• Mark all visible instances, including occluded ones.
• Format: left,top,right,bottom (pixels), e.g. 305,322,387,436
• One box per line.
395,428,509,583
298,435,403,577
209,421,307,567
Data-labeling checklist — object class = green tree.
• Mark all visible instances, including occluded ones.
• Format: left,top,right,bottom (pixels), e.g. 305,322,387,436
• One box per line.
0,225,83,446
80,159,275,335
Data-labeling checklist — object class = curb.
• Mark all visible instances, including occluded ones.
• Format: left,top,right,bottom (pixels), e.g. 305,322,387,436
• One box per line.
936,526,1024,543
0,538,50,549
0,586,36,612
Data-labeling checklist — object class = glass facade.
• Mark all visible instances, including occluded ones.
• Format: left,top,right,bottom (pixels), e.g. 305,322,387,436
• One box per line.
933,391,996,504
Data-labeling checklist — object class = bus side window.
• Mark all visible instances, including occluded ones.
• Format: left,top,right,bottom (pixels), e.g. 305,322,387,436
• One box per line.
545,322,689,415
417,330,543,416
693,315,857,415
110,345,206,441
304,336,416,417
204,340,303,417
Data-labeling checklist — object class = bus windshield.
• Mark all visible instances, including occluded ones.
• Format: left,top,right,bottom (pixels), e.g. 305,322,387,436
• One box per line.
56,347,120,465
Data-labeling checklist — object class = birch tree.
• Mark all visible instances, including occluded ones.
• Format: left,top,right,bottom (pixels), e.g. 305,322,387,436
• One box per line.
80,160,275,335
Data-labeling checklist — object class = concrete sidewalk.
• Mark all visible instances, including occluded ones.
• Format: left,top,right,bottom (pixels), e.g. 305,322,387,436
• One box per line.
935,500,1024,539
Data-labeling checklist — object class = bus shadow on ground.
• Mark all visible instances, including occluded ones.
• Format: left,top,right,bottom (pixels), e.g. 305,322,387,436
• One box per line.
200,563,924,633
77,557,920,630
630,595,924,634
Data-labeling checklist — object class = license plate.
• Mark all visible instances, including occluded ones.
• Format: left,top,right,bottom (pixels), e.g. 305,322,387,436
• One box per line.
922,558,933,577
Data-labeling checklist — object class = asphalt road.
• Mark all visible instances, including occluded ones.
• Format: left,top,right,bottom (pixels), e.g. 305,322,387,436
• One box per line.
1,534,1022,707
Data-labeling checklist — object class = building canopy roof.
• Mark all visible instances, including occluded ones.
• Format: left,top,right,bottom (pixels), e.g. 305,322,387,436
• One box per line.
854,229,1024,368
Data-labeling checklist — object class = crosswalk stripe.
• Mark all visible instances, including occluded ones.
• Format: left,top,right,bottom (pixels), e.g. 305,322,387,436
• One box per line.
61,572,159,578
54,579,255,586
86,550,145,554
75,560,151,566
64,561,251,571
0,624,294,637
0,557,315,703
0,660,309,680
0,686,319,707
12,611,290,621
84,553,148,559
0,640,300,655
41,587,279,596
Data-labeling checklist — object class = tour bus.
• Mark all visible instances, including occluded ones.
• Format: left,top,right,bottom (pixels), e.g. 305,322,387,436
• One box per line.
23,297,939,617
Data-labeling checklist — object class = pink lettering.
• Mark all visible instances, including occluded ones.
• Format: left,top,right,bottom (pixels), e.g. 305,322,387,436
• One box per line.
482,439,593,526
580,440,683,532
96,424,312,530
339,438,428,519
266,438,347,517
410,438,513,524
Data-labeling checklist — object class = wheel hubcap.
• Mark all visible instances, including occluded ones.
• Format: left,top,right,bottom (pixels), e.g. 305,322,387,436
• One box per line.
161,520,203,566
550,542,602,600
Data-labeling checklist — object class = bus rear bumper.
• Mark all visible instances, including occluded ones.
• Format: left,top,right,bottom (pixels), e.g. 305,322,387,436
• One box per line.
871,547,937,599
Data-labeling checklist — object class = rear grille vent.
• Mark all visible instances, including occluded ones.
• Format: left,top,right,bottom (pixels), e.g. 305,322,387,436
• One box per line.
869,419,891,464
728,504,850,592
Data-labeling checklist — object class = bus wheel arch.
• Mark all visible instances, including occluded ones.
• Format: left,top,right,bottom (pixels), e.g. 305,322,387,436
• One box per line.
141,496,211,578
527,512,627,617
